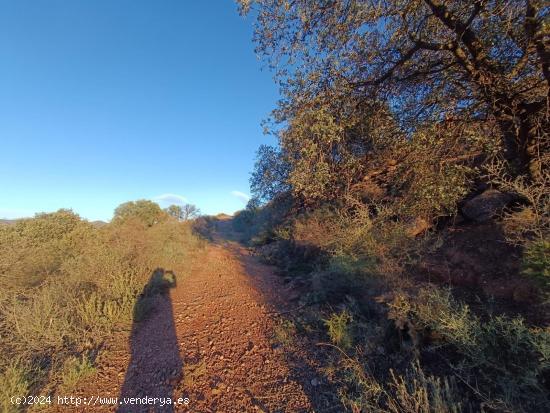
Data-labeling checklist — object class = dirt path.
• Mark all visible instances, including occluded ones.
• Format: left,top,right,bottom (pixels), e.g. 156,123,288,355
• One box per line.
50,219,324,412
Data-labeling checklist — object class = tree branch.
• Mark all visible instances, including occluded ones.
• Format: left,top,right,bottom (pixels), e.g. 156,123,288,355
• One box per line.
363,44,422,86
423,0,486,65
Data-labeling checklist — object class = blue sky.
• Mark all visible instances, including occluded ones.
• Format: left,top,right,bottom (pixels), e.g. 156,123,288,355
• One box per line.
0,0,278,221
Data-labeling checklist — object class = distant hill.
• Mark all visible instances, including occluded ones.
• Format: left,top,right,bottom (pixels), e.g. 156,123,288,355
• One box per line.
91,220,108,227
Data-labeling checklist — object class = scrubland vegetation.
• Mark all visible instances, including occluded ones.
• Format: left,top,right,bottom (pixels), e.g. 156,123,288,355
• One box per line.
1,1,548,411
0,201,203,412
236,0,549,411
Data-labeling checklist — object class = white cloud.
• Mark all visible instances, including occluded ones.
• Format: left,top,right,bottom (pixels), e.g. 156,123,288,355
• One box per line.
231,190,250,204
153,193,188,206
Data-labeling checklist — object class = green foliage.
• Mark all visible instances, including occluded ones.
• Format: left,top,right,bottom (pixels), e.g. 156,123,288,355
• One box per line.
59,355,95,392
327,255,367,275
324,310,354,350
315,286,549,412
165,204,184,220
4,280,85,356
76,289,135,334
390,287,550,411
285,107,350,204
241,0,547,177
327,353,384,411
522,240,550,288
0,362,29,413
232,194,292,246
113,199,166,227
488,163,550,244
18,209,82,243
280,104,378,207
0,209,93,288
393,128,475,220
250,144,290,202
237,2,548,405
390,288,479,351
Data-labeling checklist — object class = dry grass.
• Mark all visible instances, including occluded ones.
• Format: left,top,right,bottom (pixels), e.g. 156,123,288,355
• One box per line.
0,208,202,403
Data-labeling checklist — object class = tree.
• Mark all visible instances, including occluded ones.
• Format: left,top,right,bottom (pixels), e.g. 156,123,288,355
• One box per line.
164,204,200,221
182,204,200,220
251,93,398,206
113,200,165,227
165,205,184,221
240,0,548,179
250,144,291,202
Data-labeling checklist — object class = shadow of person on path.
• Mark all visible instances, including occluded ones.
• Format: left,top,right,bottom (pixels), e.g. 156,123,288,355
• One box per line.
117,268,183,413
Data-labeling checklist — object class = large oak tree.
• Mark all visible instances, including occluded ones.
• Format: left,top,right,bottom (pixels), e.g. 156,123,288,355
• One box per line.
240,0,548,179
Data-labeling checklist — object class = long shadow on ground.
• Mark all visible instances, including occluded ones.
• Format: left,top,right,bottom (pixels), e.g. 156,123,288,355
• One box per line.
117,268,183,413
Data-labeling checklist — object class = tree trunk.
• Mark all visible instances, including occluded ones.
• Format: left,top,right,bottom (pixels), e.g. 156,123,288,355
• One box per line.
496,97,547,181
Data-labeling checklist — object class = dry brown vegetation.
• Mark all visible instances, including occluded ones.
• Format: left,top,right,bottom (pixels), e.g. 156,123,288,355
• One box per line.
0,204,203,412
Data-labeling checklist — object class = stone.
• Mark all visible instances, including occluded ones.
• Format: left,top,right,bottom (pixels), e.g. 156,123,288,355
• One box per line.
461,189,514,222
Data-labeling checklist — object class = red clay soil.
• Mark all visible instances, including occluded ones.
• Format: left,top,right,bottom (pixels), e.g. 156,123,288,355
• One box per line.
47,219,328,412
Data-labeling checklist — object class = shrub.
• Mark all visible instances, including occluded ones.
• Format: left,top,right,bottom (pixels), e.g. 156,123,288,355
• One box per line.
0,362,29,413
521,240,550,290
59,355,95,392
330,355,384,412
0,207,201,401
192,216,216,240
75,290,134,334
4,282,79,355
392,127,475,221
391,288,479,352
0,210,94,288
292,208,342,252
232,194,292,246
486,162,549,244
324,310,354,350
388,362,463,413
389,287,550,411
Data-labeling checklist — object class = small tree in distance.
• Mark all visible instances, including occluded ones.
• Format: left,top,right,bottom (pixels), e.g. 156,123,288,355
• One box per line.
165,204,200,221
165,205,183,221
